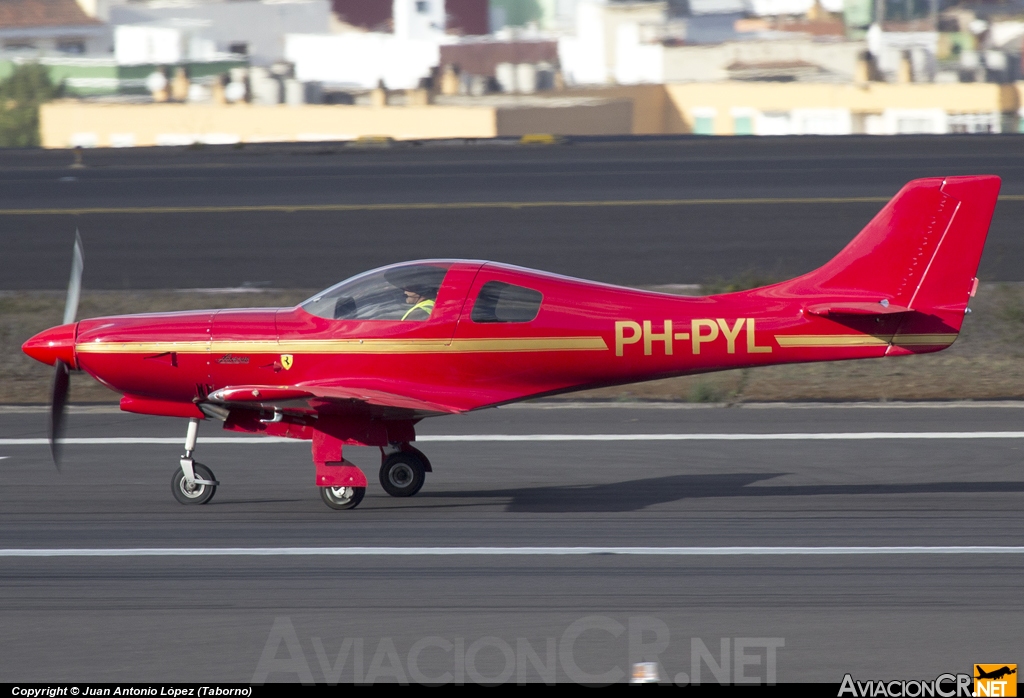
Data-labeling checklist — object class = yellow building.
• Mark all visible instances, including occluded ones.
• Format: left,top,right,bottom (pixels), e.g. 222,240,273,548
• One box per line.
39,81,1023,148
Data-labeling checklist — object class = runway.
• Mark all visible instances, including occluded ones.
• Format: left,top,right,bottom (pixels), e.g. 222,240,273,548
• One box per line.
0,404,1021,683
4,135,1024,289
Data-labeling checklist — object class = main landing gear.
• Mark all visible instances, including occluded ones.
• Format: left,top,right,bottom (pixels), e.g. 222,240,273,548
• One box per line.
172,417,219,505
379,445,429,498
168,416,432,511
319,484,365,510
313,443,430,509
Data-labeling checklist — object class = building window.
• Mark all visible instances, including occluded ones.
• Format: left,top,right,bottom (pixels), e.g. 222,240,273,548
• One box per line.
948,112,998,134
228,42,248,56
57,40,86,54
733,115,753,135
416,1,430,13
694,116,714,135
691,108,717,136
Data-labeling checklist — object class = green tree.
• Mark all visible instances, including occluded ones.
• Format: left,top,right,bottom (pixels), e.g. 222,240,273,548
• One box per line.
0,63,60,148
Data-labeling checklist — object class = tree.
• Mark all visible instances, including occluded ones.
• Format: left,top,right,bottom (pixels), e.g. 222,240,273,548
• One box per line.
0,63,60,148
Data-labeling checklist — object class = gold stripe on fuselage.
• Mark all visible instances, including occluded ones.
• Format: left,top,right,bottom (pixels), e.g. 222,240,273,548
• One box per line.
75,336,610,355
775,334,957,348
890,334,958,346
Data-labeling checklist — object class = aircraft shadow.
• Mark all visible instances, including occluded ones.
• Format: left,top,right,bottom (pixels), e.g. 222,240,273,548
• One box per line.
422,473,1024,513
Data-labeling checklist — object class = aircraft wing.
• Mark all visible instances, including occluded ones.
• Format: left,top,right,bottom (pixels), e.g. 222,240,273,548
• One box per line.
207,380,469,419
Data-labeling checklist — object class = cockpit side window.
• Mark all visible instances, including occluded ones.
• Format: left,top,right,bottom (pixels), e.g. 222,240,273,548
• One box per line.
471,281,542,323
301,264,450,321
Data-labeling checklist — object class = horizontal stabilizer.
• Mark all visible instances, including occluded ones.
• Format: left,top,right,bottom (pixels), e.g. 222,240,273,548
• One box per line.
805,302,911,317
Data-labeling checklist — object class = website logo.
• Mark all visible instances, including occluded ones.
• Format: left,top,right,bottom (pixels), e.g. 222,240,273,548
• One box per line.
974,665,1017,697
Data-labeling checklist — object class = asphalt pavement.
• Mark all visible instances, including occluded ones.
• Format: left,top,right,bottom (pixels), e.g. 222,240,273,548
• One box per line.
4,135,1024,290
1,404,1022,683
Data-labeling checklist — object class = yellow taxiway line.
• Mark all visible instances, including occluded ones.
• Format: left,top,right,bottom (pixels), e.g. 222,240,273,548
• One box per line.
2,195,1021,216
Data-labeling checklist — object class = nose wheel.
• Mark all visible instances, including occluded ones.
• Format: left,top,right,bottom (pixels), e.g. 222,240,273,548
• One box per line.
172,462,217,505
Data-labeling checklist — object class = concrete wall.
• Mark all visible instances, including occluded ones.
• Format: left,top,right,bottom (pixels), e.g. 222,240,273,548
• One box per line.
565,84,670,134
495,100,633,136
39,98,636,147
40,102,498,147
662,40,867,83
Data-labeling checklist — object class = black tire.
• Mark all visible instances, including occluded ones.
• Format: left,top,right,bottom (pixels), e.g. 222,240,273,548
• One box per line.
172,463,216,505
320,485,365,510
402,444,432,472
379,452,426,497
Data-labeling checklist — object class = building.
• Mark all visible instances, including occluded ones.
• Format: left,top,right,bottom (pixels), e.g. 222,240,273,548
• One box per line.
0,0,111,55
286,0,459,89
332,0,489,35
108,0,332,66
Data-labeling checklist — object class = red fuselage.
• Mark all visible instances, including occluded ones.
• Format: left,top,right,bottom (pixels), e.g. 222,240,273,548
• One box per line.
25,260,953,421
20,176,1000,509
23,175,1000,443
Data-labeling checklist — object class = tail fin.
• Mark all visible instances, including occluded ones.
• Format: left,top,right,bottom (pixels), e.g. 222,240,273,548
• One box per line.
781,175,1000,346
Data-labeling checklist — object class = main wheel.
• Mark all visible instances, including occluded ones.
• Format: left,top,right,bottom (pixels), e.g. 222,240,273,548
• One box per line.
172,463,216,505
379,452,426,497
320,485,365,510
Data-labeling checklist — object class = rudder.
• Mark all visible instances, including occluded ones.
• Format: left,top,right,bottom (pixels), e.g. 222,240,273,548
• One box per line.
907,176,1001,318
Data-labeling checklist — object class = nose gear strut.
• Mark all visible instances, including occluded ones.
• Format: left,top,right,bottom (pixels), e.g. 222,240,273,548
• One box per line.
173,417,219,505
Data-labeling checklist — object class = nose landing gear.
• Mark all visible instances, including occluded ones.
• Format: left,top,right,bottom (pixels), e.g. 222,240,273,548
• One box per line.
173,417,219,505
173,462,217,505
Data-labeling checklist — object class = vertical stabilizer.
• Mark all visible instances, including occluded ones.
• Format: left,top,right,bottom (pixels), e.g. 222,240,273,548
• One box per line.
768,175,1000,347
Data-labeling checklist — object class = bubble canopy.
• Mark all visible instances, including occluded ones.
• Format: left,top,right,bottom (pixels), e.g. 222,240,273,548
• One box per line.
301,263,451,321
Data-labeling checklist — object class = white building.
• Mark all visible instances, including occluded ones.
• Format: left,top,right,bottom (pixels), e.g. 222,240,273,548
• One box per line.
560,0,861,86
559,0,667,85
285,0,454,90
115,22,225,64
109,0,332,66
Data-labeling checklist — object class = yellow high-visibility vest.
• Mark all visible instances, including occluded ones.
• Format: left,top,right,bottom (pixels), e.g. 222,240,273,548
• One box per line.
402,299,435,321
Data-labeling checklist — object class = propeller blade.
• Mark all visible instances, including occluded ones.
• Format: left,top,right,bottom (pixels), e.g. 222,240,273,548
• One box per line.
63,230,84,326
49,359,70,469
51,232,83,469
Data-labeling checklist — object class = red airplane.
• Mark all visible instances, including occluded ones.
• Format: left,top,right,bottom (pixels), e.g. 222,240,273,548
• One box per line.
22,175,1000,510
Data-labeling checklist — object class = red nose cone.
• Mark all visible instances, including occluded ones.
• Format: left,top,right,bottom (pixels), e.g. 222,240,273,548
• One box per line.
22,323,77,368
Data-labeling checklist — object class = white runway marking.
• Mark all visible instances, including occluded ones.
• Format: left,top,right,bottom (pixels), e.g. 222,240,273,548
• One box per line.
2,432,1024,446
1,546,1023,558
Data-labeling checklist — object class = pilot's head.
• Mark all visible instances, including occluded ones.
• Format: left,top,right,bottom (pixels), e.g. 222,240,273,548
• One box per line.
403,284,436,305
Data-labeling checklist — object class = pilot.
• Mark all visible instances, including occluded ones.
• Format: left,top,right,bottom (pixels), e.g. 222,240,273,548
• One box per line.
401,284,436,321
